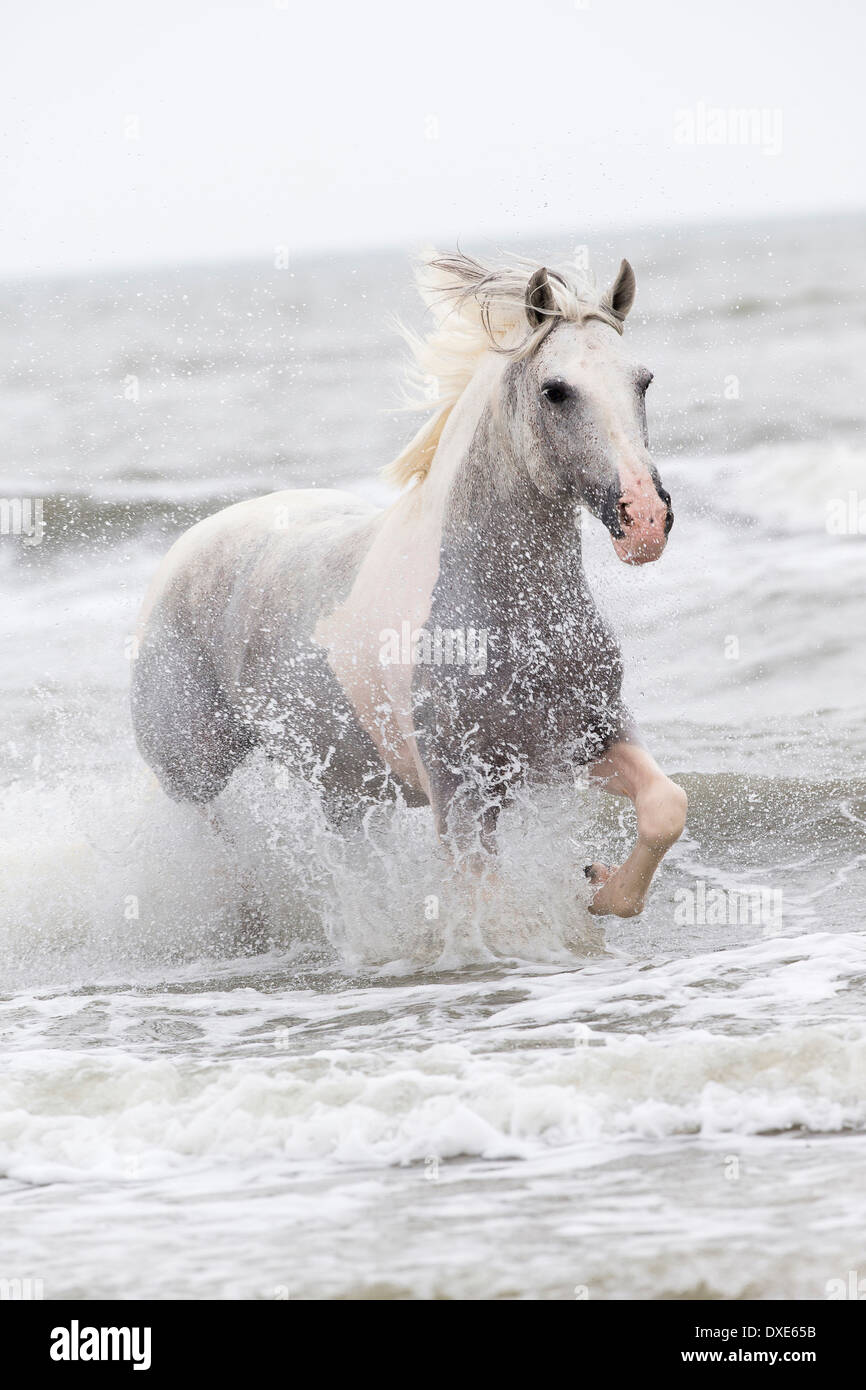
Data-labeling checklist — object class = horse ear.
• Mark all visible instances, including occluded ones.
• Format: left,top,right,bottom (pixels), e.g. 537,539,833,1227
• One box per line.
525,267,557,328
602,258,636,321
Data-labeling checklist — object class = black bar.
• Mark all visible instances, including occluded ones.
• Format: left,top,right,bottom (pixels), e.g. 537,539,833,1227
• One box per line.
4,1299,860,1376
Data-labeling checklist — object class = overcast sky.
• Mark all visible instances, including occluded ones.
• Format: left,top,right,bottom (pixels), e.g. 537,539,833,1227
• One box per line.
2,0,864,277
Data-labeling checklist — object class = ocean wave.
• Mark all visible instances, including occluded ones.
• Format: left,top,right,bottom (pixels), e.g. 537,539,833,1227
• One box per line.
3,1018,866,1185
670,439,866,534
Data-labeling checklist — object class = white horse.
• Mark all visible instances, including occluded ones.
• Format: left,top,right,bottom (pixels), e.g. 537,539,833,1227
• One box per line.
132,250,687,918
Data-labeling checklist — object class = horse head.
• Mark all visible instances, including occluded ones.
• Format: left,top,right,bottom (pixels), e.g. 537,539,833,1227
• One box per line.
502,260,672,565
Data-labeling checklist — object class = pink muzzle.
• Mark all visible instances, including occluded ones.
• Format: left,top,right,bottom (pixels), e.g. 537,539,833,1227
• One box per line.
611,471,671,565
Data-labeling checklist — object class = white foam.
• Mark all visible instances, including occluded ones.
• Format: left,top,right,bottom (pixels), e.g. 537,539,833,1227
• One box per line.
2,1019,865,1186
0,745,608,990
3,931,866,1187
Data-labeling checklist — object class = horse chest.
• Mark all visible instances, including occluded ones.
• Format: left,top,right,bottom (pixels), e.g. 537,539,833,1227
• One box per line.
413,588,626,779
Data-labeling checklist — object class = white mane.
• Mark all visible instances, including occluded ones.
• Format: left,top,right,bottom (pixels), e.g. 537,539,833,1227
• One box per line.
383,249,624,490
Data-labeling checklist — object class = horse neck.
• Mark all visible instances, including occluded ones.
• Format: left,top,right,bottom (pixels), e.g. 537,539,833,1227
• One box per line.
421,368,584,612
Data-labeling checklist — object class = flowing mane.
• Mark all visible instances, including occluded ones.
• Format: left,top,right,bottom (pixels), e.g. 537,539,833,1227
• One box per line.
382,249,627,490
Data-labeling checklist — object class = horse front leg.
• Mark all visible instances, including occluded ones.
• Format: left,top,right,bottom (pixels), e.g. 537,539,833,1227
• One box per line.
585,738,687,918
428,767,504,874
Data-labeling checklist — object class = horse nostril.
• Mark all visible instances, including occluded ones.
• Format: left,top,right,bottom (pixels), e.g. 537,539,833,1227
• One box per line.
655,486,674,535
618,499,632,528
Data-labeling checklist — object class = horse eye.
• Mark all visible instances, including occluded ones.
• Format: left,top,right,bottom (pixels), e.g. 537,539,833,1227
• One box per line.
541,381,571,405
